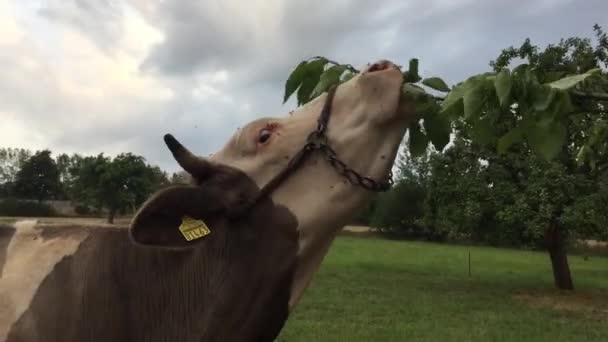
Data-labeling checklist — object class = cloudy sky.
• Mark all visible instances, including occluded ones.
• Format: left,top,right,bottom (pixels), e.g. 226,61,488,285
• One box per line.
1,0,606,173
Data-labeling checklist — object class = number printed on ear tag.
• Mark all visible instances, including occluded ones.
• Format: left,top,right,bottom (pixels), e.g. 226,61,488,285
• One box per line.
178,216,211,241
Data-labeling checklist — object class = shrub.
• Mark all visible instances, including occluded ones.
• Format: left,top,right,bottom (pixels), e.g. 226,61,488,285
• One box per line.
370,180,428,239
74,204,93,216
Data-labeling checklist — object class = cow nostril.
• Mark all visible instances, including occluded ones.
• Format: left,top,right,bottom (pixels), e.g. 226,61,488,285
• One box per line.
367,61,391,73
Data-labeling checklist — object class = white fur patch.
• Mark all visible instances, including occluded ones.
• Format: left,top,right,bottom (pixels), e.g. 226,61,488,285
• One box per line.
0,220,88,341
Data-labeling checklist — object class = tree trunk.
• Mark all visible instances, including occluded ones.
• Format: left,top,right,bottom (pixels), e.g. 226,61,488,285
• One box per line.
107,208,116,224
545,226,574,290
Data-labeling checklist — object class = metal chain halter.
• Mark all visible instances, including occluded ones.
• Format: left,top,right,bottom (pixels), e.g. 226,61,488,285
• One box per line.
254,84,393,202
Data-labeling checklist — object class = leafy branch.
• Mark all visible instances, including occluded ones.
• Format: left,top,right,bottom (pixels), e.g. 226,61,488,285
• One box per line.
570,89,608,101
309,56,359,74
282,56,607,170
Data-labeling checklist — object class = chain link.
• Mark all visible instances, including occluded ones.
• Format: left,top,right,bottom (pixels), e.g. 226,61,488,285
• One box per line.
290,84,394,192
304,139,393,192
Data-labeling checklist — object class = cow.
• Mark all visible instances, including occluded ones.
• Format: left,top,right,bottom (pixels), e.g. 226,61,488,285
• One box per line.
0,59,413,341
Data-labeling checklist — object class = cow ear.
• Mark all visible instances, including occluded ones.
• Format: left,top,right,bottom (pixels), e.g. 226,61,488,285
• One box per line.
129,185,223,249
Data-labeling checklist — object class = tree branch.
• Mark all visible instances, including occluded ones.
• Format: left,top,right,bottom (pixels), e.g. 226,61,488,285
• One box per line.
569,89,608,101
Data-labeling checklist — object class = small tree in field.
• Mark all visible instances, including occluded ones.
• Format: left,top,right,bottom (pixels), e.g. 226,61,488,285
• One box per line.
72,153,168,224
0,148,32,197
14,150,63,202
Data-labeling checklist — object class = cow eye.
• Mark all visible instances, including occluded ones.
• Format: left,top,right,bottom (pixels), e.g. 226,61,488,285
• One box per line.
258,129,272,144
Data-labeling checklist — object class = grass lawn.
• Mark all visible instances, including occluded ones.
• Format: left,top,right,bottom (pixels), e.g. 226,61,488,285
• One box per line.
278,236,608,341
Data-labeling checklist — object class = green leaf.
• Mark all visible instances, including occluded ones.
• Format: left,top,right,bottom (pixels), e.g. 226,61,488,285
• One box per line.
547,68,600,90
409,59,419,74
558,91,574,115
441,75,486,118
494,70,512,107
526,120,567,160
531,85,556,112
422,77,450,92
471,115,496,146
543,71,566,83
423,113,451,151
440,84,466,115
296,59,326,105
408,121,429,157
590,157,597,170
545,90,574,119
512,64,529,76
576,145,592,166
414,96,439,114
402,83,428,100
310,65,345,99
341,71,356,82
589,120,608,145
297,76,316,106
463,82,484,121
497,126,524,154
283,61,308,103
404,58,421,82
548,74,588,90
511,64,532,99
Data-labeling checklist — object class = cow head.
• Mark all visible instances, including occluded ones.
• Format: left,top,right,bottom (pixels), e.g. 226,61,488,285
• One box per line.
130,60,413,308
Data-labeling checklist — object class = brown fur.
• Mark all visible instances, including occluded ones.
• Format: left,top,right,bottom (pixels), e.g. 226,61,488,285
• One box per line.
6,164,299,342
0,225,16,278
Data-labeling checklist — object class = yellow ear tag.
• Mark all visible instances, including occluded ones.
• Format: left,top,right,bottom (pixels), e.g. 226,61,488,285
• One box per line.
178,216,211,241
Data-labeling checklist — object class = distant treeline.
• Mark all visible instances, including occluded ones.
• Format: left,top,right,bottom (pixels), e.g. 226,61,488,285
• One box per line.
0,148,184,223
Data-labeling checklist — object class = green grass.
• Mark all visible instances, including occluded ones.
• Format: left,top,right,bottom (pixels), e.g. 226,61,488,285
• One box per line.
278,236,608,341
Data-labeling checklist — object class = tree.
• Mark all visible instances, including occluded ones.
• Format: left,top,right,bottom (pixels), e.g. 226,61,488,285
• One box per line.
370,179,427,238
147,166,171,193
169,171,190,185
369,147,434,239
473,29,607,290
282,25,608,290
421,137,495,244
0,148,32,196
56,153,76,200
71,153,169,223
55,153,91,202
56,153,71,184
13,150,63,202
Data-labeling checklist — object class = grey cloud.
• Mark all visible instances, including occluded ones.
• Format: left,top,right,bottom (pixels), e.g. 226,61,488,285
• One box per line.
4,0,608,175
141,1,390,83
141,0,607,106
37,0,124,51
49,93,249,172
383,0,606,84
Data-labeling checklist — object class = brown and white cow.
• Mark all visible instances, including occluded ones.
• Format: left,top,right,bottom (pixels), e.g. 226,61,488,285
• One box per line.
0,60,412,341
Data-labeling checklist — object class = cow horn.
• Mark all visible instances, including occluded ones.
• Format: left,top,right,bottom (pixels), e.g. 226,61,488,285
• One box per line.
163,134,213,178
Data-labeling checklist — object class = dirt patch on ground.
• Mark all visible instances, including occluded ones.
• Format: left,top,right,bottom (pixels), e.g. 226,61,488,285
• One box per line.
513,289,608,321
342,225,371,233
580,240,608,248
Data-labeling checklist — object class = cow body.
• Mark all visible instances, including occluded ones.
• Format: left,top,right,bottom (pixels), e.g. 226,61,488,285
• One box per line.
0,177,298,342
